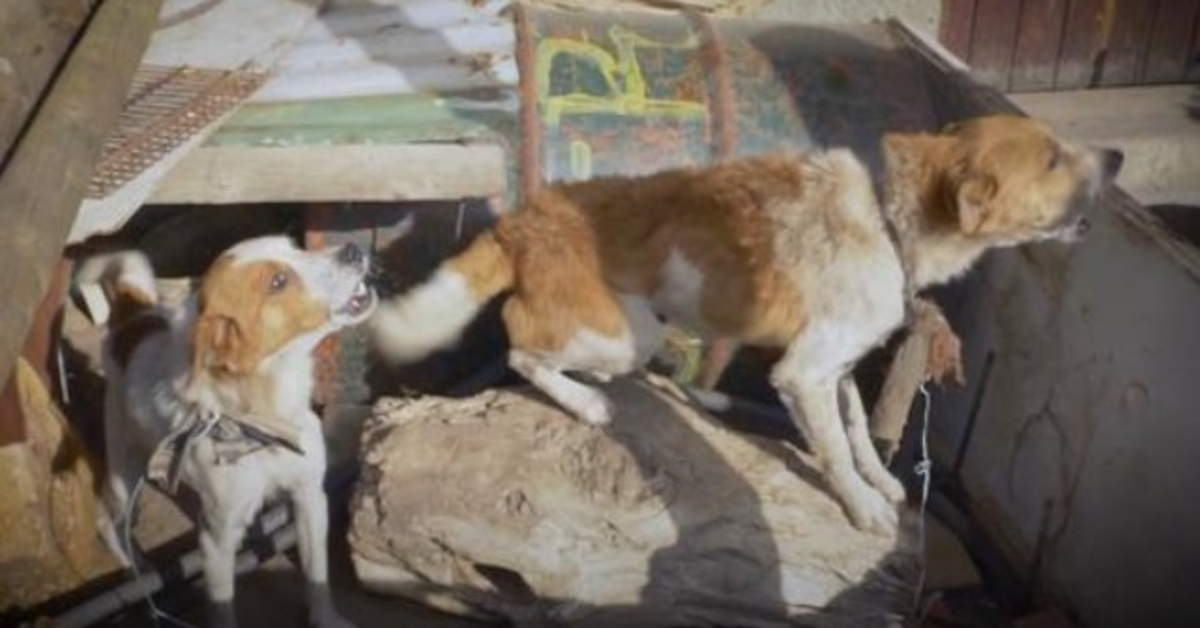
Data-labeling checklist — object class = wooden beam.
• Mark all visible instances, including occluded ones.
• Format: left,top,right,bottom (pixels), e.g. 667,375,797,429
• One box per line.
146,144,508,205
0,0,97,165
0,0,162,393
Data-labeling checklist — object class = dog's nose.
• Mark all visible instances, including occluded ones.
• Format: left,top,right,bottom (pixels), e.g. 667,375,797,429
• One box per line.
338,243,364,267
1075,217,1090,237
1101,149,1124,180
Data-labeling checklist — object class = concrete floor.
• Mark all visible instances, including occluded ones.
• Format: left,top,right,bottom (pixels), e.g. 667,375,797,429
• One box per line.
1011,84,1200,207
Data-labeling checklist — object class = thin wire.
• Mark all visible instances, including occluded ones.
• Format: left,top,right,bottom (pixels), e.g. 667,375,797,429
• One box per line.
121,478,197,628
910,383,933,620
454,200,466,242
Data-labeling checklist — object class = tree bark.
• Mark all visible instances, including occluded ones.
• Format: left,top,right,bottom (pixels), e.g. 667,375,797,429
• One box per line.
351,379,919,628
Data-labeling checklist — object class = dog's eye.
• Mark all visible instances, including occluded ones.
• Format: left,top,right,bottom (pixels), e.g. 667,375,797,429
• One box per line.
268,271,289,293
1047,148,1061,171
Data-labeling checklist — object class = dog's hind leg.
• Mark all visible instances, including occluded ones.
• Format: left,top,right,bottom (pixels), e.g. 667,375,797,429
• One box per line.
839,376,907,504
99,389,140,567
503,294,642,426
509,349,615,425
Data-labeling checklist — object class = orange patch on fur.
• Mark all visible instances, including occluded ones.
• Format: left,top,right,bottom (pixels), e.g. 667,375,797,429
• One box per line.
494,191,630,352
447,232,515,301
530,156,811,347
193,258,329,375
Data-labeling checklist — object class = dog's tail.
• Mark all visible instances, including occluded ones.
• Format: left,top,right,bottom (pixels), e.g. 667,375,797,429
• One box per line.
370,231,514,363
74,250,159,329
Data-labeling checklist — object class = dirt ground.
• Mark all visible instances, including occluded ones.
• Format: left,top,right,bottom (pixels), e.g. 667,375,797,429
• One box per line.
92,491,491,628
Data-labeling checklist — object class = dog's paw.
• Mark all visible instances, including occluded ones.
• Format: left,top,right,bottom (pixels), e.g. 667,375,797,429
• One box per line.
208,601,239,628
867,471,908,505
575,392,614,426
308,583,356,628
836,475,899,535
848,490,899,535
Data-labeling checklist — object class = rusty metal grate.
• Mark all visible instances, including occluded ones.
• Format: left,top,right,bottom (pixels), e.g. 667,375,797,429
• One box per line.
87,65,268,199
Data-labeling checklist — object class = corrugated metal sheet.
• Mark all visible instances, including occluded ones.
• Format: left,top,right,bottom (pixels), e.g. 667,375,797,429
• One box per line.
255,0,519,102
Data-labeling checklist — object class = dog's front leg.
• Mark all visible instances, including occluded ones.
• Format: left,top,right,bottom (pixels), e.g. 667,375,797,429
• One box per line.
771,364,898,534
292,484,354,628
838,376,907,504
199,524,245,628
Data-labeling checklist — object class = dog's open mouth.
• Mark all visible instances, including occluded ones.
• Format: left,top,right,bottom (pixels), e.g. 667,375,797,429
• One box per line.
338,280,376,317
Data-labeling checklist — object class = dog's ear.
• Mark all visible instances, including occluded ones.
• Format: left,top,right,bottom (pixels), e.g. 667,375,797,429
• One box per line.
193,313,251,375
951,170,998,235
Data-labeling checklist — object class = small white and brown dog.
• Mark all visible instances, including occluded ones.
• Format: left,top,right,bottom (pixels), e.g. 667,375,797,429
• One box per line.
369,115,1123,534
77,236,374,628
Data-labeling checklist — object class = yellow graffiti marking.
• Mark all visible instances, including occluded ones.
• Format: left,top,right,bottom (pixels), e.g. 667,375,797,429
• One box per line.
536,24,708,126
568,139,593,179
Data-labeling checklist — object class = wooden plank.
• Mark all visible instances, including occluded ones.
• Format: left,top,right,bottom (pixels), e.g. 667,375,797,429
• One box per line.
1099,0,1159,86
967,0,1023,90
0,0,96,166
1009,0,1070,92
208,94,503,148
1056,0,1112,89
939,0,979,63
1143,0,1200,82
0,0,162,395
147,144,507,205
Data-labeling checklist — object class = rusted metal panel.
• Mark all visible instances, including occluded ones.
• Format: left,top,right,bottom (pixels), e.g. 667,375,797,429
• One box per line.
1097,0,1158,86
1054,0,1110,89
521,8,937,184
1143,0,1200,83
1009,0,1070,92
965,0,1022,90
86,66,268,200
938,0,1200,92
939,0,978,62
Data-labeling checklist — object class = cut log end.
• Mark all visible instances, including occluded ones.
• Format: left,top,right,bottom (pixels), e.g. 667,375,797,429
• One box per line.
350,379,921,627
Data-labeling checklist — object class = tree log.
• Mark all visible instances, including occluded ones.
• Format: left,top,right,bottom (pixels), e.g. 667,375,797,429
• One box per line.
869,299,965,463
0,0,162,390
350,379,919,627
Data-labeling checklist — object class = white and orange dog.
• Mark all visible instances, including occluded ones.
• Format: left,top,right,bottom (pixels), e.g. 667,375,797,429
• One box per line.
79,237,374,627
370,115,1122,533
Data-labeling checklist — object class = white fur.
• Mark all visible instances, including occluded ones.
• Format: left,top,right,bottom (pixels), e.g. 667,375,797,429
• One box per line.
618,293,667,368
651,248,706,331
86,236,366,628
509,349,615,426
368,267,481,362
508,326,643,426
74,251,158,325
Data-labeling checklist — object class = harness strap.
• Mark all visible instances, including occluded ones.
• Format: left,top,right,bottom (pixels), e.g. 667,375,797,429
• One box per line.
147,407,304,495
